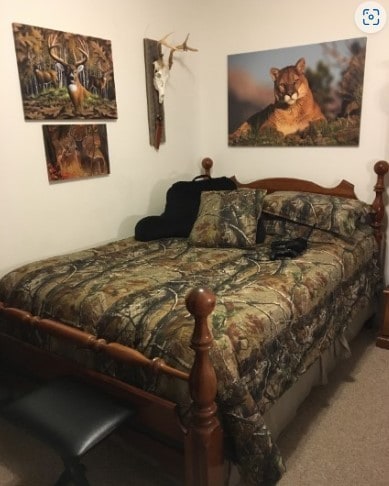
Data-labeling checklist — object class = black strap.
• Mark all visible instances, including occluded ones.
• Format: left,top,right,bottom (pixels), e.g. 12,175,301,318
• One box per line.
192,174,211,181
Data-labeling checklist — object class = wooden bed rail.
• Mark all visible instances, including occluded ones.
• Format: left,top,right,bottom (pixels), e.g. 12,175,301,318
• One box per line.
0,302,189,381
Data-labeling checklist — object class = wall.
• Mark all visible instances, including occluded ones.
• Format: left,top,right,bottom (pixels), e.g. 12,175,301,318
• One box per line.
0,0,200,276
1,0,389,279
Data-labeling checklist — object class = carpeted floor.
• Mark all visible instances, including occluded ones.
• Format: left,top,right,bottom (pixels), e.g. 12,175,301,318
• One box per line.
277,326,389,486
0,327,388,485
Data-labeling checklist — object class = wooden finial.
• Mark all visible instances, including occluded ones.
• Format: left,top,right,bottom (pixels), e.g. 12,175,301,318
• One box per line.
201,158,213,178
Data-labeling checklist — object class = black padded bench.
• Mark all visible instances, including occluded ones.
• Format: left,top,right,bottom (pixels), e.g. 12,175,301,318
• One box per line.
2,377,134,485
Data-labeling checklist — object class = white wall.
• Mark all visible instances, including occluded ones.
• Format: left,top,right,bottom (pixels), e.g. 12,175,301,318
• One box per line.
1,0,389,279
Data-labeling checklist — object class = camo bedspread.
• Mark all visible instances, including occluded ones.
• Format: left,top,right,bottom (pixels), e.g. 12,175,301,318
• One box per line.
0,229,381,485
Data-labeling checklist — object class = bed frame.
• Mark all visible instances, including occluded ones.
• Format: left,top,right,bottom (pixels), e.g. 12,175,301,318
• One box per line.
0,157,388,485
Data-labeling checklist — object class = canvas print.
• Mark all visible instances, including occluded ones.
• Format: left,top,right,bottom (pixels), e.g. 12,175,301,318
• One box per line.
12,23,118,120
43,124,110,181
228,37,367,146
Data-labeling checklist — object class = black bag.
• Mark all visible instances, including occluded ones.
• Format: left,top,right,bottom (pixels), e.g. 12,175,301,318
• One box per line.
270,237,308,260
135,176,237,241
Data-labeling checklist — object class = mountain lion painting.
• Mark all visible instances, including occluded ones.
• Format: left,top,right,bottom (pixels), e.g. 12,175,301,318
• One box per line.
229,57,326,143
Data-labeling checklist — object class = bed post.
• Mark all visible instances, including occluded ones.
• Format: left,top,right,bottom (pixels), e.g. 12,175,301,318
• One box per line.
201,157,213,177
185,288,224,486
371,160,389,258
373,160,389,349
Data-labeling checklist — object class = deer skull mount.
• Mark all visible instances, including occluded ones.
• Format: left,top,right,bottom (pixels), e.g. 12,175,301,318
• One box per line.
144,33,197,150
152,33,198,105
153,58,170,104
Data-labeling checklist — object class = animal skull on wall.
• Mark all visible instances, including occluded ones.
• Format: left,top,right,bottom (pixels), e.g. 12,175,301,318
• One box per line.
152,33,198,104
144,33,198,150
153,58,170,104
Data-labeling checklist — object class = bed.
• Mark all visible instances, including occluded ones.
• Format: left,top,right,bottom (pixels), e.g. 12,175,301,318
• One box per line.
0,157,388,486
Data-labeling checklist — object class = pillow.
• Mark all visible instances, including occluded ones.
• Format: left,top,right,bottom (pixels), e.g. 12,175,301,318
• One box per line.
135,176,237,241
262,191,372,238
189,188,267,248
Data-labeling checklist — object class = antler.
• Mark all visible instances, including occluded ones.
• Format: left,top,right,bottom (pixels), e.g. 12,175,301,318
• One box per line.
158,33,198,69
74,37,89,66
175,34,198,53
47,34,88,67
47,33,68,66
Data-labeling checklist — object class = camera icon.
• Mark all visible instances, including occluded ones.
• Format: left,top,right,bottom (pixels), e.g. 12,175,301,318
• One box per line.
355,2,386,33
362,8,380,26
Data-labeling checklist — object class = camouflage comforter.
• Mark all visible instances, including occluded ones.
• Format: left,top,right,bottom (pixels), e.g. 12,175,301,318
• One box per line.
0,229,381,485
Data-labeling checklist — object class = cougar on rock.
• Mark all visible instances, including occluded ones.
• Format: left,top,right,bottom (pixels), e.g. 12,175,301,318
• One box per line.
230,58,325,141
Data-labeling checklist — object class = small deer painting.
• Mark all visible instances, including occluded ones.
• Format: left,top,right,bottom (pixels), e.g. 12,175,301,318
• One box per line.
43,124,110,181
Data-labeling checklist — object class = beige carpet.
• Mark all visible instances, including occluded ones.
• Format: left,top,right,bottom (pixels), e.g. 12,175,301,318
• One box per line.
0,327,388,485
278,327,389,486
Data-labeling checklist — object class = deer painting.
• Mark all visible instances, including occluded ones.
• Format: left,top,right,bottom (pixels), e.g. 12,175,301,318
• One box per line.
47,34,90,115
88,69,113,98
12,23,118,120
33,64,58,91
43,124,110,181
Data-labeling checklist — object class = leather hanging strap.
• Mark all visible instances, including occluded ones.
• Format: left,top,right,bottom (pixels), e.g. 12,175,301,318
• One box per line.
154,115,164,150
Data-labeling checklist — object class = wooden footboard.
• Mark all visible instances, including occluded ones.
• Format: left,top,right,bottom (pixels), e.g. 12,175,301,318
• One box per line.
0,287,224,486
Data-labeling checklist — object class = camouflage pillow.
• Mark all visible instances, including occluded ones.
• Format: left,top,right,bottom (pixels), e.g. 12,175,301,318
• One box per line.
262,191,372,238
189,188,267,248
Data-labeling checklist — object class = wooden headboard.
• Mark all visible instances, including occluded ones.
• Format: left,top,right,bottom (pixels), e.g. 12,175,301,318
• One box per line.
232,175,357,198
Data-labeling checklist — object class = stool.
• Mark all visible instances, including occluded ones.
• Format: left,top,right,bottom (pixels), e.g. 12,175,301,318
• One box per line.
2,376,134,486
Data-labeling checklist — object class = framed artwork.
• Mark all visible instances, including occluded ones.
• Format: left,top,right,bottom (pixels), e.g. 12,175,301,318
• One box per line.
43,124,110,181
228,37,367,147
12,23,118,120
